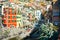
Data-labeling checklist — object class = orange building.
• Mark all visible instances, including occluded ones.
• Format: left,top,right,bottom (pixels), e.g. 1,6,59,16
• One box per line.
2,7,17,28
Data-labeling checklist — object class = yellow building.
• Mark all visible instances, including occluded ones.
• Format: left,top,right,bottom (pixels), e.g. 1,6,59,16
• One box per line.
16,15,23,27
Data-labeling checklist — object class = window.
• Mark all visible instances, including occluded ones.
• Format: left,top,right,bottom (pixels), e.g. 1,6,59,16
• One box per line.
12,20,16,22
17,9,21,15
16,16,21,18
8,16,10,18
22,14,26,17
12,20,14,22
20,20,21,22
12,16,15,18
8,20,10,23
12,9,15,14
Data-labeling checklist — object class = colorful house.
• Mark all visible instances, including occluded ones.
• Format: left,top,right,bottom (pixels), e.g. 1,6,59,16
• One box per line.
2,4,24,28
2,7,17,28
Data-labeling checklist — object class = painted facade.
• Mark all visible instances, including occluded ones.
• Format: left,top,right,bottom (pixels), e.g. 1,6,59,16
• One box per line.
2,7,17,28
